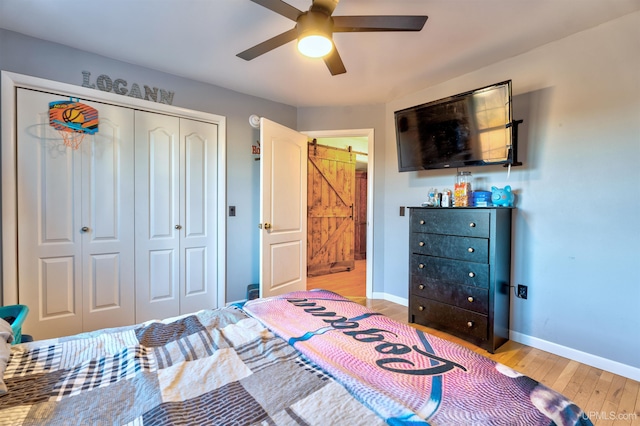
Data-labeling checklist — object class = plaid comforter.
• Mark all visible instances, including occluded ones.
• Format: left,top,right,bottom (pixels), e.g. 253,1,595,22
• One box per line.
0,306,384,425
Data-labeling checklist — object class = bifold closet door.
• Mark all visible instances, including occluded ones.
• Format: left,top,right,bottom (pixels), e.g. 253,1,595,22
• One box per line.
134,111,219,322
134,111,181,322
178,118,219,315
17,88,135,339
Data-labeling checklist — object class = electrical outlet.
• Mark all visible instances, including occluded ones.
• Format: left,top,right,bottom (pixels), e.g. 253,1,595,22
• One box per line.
517,284,528,299
400,206,405,216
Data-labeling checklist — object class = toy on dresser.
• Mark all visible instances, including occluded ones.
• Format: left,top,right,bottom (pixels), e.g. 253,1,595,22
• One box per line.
491,185,514,207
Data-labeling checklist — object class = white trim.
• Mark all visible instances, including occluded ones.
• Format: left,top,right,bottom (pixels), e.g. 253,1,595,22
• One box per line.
302,128,374,299
373,292,408,307
1,71,226,307
510,330,640,381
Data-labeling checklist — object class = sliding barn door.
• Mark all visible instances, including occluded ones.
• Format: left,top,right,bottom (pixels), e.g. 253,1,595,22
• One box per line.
307,143,356,276
354,171,368,260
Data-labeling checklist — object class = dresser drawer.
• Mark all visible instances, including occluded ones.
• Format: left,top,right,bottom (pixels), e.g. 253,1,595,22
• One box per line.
410,255,489,289
411,296,488,341
411,208,490,238
411,280,489,315
410,233,489,263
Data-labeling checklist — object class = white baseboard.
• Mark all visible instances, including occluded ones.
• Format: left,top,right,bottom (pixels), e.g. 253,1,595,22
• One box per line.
373,291,408,307
510,330,640,382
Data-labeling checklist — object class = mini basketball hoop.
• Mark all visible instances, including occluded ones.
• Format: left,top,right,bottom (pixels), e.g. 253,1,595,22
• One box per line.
49,98,99,149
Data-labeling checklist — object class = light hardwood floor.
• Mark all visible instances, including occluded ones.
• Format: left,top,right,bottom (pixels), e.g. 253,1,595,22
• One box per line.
307,264,640,426
307,259,367,297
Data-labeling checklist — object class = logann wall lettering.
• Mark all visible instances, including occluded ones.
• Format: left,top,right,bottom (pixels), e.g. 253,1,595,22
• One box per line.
82,71,174,105
286,298,467,376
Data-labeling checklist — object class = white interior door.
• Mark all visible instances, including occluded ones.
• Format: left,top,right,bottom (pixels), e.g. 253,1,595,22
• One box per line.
17,88,135,339
179,118,219,314
135,110,181,322
259,118,308,298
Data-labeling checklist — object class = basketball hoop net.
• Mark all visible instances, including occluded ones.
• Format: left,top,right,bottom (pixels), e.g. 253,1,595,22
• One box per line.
49,98,99,150
58,130,87,150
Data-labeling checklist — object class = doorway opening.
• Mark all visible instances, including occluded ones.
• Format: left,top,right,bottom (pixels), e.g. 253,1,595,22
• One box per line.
302,129,374,300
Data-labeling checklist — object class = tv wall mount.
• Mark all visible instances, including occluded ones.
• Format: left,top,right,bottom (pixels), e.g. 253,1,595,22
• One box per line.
504,119,524,167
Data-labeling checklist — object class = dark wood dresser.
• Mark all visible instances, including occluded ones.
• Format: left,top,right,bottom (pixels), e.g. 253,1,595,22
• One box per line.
408,207,513,353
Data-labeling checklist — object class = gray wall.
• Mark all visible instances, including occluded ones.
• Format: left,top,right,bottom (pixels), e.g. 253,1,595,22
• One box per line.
0,28,297,303
301,12,640,371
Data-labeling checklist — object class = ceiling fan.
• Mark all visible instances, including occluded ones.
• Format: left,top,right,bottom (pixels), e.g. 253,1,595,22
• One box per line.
237,0,428,75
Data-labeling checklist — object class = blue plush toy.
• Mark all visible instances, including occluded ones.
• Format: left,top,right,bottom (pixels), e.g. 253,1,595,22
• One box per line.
491,185,514,207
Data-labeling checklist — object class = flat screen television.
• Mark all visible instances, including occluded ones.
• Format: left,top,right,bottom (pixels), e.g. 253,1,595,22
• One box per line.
395,80,515,172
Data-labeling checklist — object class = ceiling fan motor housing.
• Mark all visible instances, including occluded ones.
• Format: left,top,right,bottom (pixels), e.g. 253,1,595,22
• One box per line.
296,10,334,40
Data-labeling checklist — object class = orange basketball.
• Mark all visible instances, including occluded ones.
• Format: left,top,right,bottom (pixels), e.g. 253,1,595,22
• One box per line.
62,107,84,123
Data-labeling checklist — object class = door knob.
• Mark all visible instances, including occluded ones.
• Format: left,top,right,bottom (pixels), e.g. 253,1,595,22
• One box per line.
264,222,272,229
81,226,90,232
175,225,182,230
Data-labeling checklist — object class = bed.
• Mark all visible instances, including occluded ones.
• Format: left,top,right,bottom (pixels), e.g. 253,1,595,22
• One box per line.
0,290,592,425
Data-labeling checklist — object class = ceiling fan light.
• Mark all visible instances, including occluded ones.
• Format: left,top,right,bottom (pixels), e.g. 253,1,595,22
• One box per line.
297,35,333,58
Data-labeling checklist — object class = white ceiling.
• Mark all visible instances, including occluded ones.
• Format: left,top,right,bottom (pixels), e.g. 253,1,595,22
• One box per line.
1,0,638,108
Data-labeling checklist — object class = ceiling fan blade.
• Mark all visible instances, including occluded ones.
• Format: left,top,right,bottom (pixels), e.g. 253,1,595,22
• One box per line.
333,15,428,32
237,28,298,60
310,0,339,15
250,0,302,21
324,46,347,76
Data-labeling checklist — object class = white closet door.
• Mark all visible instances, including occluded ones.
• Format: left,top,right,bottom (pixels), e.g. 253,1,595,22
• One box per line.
81,104,135,332
135,111,181,322
17,89,83,339
17,88,135,339
179,118,218,314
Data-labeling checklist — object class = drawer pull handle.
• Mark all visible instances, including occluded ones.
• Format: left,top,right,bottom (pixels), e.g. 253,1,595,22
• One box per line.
468,272,475,278
419,241,425,247
418,305,425,311
469,222,476,228
418,263,425,269
418,284,425,290
419,220,425,225
467,296,474,303
467,321,474,328
468,247,475,253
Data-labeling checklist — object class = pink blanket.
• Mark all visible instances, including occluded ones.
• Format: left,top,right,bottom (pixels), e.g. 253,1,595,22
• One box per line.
243,290,591,425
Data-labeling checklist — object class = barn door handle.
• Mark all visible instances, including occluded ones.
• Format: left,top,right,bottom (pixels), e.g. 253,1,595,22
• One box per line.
350,204,354,219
